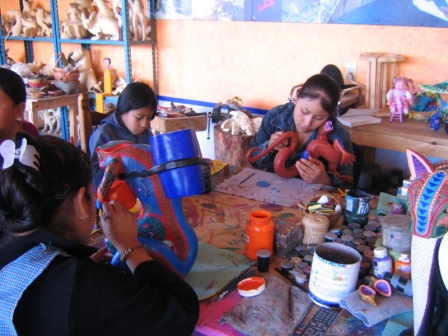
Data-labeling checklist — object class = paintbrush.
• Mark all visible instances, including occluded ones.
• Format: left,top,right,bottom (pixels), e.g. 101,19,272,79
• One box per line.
275,268,307,293
238,172,255,185
289,284,293,322
209,266,255,304
214,268,256,303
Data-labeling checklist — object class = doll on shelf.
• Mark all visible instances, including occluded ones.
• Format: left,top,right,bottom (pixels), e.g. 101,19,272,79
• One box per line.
386,77,415,122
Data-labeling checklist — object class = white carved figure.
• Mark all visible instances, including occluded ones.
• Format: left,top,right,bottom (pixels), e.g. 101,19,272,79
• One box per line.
35,8,52,37
221,111,256,136
92,0,116,19
69,47,103,92
7,10,24,37
22,0,34,20
21,17,38,37
129,0,151,41
39,108,61,135
81,11,120,40
63,3,89,39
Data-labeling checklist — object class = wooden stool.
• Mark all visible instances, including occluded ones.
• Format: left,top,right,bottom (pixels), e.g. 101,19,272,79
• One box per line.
214,124,253,167
360,53,405,109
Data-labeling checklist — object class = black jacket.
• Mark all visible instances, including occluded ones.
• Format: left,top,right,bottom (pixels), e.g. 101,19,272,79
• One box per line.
0,230,199,336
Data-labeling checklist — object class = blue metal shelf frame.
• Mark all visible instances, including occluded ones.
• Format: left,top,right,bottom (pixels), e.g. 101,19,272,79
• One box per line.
0,0,157,138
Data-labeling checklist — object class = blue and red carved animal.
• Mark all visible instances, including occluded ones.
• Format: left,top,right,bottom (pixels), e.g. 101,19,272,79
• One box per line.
96,140,198,278
406,148,448,335
246,121,355,182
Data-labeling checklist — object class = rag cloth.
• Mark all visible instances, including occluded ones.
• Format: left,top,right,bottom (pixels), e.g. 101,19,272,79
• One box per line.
219,275,312,336
184,242,254,300
339,289,413,327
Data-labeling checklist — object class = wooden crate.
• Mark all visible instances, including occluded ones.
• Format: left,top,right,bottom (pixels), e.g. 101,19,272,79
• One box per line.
151,115,207,133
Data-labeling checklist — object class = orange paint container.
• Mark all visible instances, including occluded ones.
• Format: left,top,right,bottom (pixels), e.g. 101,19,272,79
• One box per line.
245,210,274,261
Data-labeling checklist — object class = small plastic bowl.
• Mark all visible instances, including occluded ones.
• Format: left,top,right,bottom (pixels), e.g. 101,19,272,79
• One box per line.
28,91,46,99
237,277,265,297
48,90,63,97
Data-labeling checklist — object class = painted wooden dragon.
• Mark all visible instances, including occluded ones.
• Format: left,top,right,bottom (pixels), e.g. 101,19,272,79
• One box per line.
96,140,198,278
246,121,355,183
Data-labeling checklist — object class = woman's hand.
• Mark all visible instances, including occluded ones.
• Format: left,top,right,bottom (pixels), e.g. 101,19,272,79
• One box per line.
100,200,153,271
90,246,112,263
268,131,289,151
295,157,331,185
100,200,140,252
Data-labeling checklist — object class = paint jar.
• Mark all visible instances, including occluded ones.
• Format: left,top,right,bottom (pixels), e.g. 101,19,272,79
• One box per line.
245,210,274,261
256,249,271,272
373,247,393,278
394,252,412,279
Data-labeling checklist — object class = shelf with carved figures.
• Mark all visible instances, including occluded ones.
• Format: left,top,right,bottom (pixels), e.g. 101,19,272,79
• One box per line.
0,0,157,136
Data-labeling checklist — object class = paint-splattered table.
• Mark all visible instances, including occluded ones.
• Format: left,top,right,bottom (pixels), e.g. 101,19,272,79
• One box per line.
188,168,395,336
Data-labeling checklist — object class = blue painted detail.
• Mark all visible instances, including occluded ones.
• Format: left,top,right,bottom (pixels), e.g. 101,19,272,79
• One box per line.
157,95,269,116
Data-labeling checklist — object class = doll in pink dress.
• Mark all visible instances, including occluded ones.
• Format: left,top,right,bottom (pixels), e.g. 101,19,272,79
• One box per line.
386,77,415,118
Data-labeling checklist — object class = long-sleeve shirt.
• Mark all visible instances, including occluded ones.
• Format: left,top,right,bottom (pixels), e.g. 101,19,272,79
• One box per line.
89,112,153,190
0,230,199,336
248,102,354,189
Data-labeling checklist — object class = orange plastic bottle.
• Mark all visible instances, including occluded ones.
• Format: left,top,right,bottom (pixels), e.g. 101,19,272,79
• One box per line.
245,210,274,261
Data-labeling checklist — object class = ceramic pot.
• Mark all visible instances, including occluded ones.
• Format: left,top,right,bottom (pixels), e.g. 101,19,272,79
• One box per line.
53,67,80,83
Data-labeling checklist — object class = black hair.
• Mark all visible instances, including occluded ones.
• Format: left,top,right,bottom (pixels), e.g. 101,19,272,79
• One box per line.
0,67,27,106
115,82,158,120
0,133,92,244
298,74,341,115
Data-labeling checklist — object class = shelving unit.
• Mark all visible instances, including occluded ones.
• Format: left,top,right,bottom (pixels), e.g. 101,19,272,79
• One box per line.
0,0,157,91
0,0,157,142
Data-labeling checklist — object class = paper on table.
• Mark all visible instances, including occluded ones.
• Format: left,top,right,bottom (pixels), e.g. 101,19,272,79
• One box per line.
337,108,382,127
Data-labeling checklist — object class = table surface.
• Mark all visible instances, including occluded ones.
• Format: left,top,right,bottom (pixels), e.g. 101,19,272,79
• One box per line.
186,168,390,336
347,115,448,159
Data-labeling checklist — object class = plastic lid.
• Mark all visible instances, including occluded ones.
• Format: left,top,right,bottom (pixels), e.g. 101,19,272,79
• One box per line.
398,252,411,263
256,249,271,258
374,247,389,258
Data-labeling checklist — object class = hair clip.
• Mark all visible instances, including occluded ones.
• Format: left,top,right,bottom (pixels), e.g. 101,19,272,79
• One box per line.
0,138,40,171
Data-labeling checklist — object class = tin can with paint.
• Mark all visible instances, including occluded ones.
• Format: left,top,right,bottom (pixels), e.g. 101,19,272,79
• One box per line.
343,190,371,226
308,243,361,308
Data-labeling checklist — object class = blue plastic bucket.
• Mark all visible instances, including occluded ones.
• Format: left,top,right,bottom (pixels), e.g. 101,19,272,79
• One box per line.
150,129,205,198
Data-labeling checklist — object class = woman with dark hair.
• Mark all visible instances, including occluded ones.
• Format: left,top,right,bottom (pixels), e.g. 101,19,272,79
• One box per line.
248,74,354,188
89,82,158,188
0,132,199,335
0,68,39,146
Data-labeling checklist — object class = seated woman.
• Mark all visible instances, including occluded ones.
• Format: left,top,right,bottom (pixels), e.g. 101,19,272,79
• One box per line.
89,82,157,189
248,74,355,189
0,133,199,335
0,68,39,146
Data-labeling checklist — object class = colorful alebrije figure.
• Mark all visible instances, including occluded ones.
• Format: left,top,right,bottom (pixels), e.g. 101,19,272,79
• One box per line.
406,149,448,335
96,141,198,278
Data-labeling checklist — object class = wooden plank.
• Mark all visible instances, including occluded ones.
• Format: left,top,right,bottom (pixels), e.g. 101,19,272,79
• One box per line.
152,115,207,133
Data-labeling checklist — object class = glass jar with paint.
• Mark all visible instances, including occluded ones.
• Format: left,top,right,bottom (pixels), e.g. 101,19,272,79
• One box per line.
245,210,274,261
373,247,393,278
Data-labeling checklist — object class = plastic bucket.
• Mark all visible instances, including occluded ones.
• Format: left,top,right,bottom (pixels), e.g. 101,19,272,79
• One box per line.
150,129,205,198
308,243,361,308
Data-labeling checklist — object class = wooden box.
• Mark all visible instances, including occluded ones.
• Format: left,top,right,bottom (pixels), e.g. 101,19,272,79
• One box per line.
151,115,207,134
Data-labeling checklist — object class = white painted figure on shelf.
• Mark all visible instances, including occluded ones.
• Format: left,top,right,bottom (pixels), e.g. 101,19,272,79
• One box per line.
69,47,103,93
386,77,415,122
129,0,152,41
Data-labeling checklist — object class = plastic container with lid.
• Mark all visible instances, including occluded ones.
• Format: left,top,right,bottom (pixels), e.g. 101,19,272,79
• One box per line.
379,214,412,252
245,210,274,261
373,247,393,278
